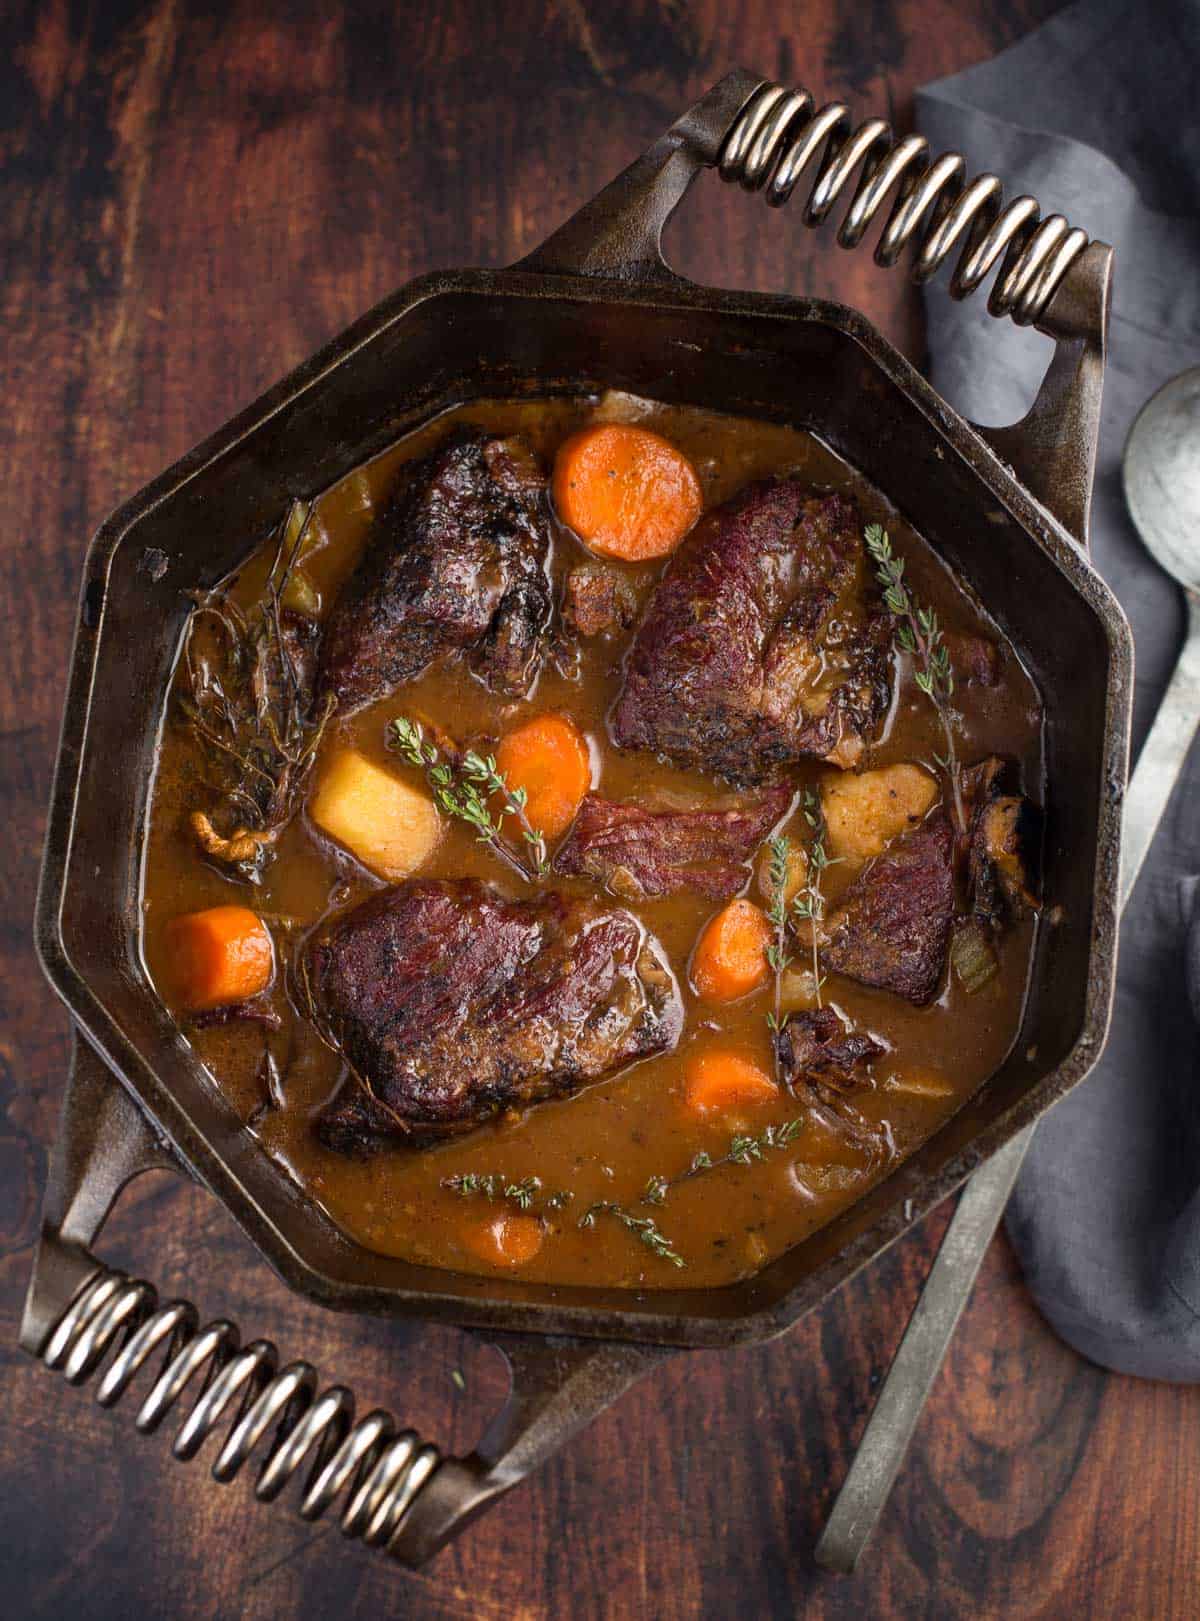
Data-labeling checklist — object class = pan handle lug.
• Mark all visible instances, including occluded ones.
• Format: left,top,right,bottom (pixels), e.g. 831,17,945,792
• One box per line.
516,69,763,282
389,1334,671,1565
974,240,1113,549
20,1031,182,1355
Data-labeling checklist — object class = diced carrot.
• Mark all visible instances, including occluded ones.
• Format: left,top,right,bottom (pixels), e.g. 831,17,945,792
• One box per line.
690,898,772,1002
494,713,592,840
165,905,274,1010
552,424,703,561
684,1050,778,1116
464,1213,545,1268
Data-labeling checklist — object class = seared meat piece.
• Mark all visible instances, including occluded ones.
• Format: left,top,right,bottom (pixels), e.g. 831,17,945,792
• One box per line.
318,431,552,712
820,811,955,1004
554,785,791,901
774,1008,894,1168
962,756,1041,928
562,564,638,639
308,879,682,1150
774,1006,885,1096
611,481,891,785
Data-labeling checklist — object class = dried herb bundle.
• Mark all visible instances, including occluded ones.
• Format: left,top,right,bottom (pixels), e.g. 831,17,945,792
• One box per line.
180,500,334,882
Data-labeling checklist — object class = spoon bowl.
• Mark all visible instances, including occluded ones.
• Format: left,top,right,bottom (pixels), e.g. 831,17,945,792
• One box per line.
1123,364,1200,593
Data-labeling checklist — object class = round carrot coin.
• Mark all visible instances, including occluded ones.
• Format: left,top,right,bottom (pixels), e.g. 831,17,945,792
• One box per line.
684,1050,779,1116
690,898,772,1002
494,712,592,840
466,1213,545,1268
552,423,703,561
164,905,274,1010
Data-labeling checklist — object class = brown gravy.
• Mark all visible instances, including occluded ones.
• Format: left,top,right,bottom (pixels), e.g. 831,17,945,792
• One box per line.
141,395,1042,1289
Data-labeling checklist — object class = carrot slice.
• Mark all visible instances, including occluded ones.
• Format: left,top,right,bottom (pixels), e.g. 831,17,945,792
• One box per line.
690,898,772,1002
552,424,703,561
494,713,592,840
465,1213,545,1268
684,1050,778,1116
165,905,274,1010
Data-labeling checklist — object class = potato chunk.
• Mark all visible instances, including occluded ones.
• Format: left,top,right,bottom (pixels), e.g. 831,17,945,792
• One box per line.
821,763,938,862
309,748,441,880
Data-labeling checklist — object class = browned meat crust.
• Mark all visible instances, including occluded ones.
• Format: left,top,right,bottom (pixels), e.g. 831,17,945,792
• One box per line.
553,786,791,900
562,564,638,639
318,431,552,713
307,879,682,1150
774,1006,885,1095
774,1007,894,1167
820,811,955,1005
962,756,1041,927
610,481,892,785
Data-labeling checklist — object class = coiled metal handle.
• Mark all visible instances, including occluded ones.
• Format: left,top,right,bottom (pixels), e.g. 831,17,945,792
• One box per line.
41,1266,442,1554
717,80,1089,328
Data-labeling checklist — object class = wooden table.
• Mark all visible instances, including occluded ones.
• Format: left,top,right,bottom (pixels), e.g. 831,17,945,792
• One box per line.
4,3,1197,1616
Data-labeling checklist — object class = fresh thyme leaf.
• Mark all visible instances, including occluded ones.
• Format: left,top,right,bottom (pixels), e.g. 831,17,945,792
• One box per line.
579,1203,685,1268
442,1172,552,1212
388,717,549,880
864,523,966,833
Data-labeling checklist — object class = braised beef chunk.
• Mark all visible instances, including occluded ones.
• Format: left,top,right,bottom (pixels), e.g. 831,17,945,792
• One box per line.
611,481,891,785
774,1007,885,1095
554,785,791,900
309,879,682,1150
820,811,955,1005
318,431,552,712
963,755,1041,927
774,1008,894,1167
562,564,638,639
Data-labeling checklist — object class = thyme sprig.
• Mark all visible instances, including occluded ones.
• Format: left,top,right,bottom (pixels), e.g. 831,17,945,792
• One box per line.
765,834,793,1033
578,1204,685,1268
791,790,835,1013
179,499,334,883
864,523,966,834
388,717,549,880
446,1118,808,1271
442,1172,573,1213
765,794,837,1036
646,1117,807,1198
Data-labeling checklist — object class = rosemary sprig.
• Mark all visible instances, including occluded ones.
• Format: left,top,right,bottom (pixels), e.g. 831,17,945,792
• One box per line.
442,1172,573,1213
578,1203,685,1268
791,789,835,1013
388,717,549,880
864,523,966,834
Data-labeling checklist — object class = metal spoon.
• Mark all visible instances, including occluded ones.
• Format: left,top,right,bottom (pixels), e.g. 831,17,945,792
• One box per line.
815,364,1200,1574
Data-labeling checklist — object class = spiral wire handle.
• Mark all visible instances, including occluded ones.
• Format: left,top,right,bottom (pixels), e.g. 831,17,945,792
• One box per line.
717,81,1089,328
40,1266,442,1554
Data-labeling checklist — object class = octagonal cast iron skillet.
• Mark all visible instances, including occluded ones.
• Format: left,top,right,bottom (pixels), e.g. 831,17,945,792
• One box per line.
24,70,1132,1565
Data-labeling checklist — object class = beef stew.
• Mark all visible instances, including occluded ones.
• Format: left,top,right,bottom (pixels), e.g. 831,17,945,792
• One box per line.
142,393,1043,1290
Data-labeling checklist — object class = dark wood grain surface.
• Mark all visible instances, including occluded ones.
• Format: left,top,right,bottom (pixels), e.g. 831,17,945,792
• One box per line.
4,3,1198,1617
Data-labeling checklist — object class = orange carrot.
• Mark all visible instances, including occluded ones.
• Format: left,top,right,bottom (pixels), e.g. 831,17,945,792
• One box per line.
494,713,592,840
690,898,772,1002
465,1213,545,1268
552,424,703,561
684,1050,778,1116
165,905,274,1010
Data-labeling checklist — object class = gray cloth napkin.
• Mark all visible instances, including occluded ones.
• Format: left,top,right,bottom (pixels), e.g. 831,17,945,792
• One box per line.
916,0,1200,1380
